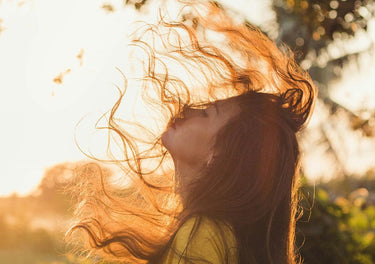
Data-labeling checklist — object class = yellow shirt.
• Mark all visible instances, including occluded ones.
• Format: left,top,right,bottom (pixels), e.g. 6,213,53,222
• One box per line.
160,216,238,264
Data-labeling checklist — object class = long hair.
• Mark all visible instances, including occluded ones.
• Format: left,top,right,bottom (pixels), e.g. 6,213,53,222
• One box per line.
66,1,317,263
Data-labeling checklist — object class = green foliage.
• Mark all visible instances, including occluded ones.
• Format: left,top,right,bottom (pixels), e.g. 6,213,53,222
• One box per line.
273,0,375,63
297,183,375,264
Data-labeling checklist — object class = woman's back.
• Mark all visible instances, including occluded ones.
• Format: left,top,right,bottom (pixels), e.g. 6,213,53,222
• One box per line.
161,216,238,264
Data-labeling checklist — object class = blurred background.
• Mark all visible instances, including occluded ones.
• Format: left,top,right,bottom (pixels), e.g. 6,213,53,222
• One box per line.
0,0,374,263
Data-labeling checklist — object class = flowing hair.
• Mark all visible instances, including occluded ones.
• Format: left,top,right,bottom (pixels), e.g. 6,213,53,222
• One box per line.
66,1,317,263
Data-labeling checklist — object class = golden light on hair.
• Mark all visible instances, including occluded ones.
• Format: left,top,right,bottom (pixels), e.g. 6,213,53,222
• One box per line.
66,1,316,263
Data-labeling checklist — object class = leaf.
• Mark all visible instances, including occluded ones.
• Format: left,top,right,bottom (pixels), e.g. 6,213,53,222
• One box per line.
101,3,115,13
76,48,85,66
53,68,71,85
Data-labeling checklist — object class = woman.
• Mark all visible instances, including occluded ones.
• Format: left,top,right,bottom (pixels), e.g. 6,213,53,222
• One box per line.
67,1,317,263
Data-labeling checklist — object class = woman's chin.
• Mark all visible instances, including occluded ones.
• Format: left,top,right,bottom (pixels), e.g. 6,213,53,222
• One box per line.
161,129,172,149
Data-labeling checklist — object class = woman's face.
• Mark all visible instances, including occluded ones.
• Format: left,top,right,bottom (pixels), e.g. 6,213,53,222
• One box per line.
162,99,240,176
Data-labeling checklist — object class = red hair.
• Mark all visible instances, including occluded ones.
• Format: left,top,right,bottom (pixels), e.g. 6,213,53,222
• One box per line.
67,1,317,263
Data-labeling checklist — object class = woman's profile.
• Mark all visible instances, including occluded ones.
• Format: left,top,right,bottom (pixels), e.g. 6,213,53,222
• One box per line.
67,0,317,263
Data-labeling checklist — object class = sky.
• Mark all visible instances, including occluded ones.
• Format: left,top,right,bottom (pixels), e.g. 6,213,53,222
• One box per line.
0,0,374,196
0,0,141,195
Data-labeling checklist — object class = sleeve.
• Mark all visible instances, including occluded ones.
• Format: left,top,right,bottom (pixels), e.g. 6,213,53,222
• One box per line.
160,216,238,264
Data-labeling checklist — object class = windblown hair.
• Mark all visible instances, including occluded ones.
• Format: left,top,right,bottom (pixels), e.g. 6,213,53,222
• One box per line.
67,1,317,263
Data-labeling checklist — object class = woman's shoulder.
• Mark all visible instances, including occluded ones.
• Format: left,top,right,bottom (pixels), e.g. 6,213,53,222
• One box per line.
160,215,238,263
